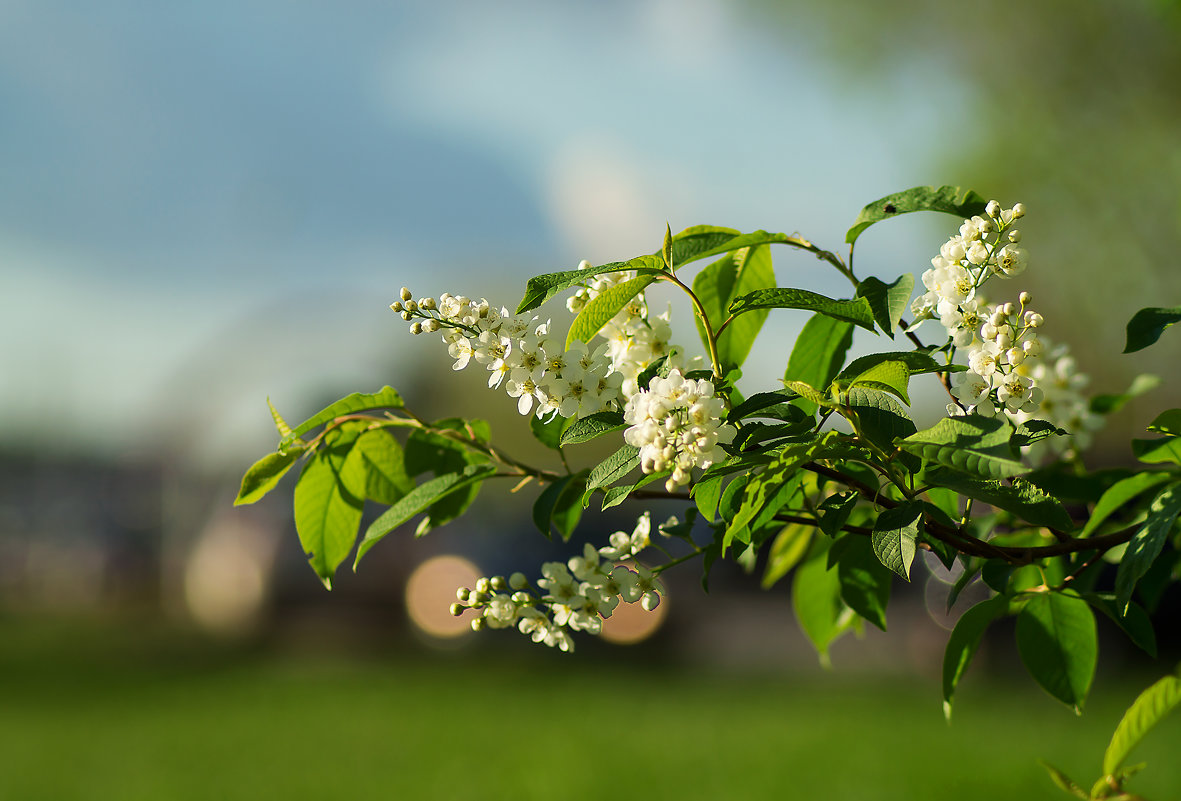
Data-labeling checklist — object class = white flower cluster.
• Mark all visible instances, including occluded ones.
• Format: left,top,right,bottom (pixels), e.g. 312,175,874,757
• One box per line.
1014,338,1104,457
947,297,1046,417
392,287,623,419
567,261,679,397
906,202,1055,421
623,369,736,492
450,514,664,652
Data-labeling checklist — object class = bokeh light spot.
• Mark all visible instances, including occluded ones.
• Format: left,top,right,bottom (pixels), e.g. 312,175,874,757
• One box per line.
405,555,481,639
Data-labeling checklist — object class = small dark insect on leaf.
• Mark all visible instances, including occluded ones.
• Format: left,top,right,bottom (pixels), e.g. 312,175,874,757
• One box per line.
883,204,897,214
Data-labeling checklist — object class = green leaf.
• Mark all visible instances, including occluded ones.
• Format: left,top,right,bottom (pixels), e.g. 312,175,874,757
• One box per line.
532,473,588,540
784,313,854,414
836,351,952,381
1131,436,1181,465
268,398,297,442
668,226,819,268
897,415,1028,479
1010,420,1068,449
355,463,498,566
1102,668,1181,775
855,274,914,336
661,222,674,269
871,501,923,580
1147,408,1181,436
942,594,1009,720
692,246,776,371
1090,373,1160,415
1037,762,1089,799
834,535,892,631
782,380,830,408
717,473,752,521
565,275,656,347
817,491,858,537
761,524,813,589
730,288,876,332
844,387,917,464
1080,472,1175,538
602,470,665,510
293,434,365,588
845,185,988,246
282,387,405,448
1083,594,1157,658
926,471,1074,531
1016,590,1097,711
341,429,414,505
727,389,809,424
792,538,853,665
516,255,667,314
236,448,304,506
583,444,641,499
1114,482,1181,613
1123,305,1181,353
841,359,910,405
530,412,573,451
666,224,742,266
560,411,626,446
691,472,723,522
722,445,811,553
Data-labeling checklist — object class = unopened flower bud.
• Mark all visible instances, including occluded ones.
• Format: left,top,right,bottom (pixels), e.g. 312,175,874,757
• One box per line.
509,572,528,590
1007,348,1025,366
490,576,508,591
641,591,661,612
449,603,464,617
390,301,404,312
1023,338,1042,357
511,591,530,604
577,259,592,270
995,332,1012,350
421,297,437,310
409,322,423,335
1002,302,1015,316
1026,312,1043,328
400,287,412,301
424,319,440,333
471,617,485,631
475,577,491,594
1011,203,1025,218
457,587,471,602
1007,229,1021,243
404,300,418,313
400,311,412,321
986,200,1001,217
1019,291,1032,304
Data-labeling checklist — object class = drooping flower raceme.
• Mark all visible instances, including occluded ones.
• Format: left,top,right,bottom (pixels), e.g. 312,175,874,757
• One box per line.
391,288,623,420
623,369,736,492
450,514,665,652
1012,338,1104,459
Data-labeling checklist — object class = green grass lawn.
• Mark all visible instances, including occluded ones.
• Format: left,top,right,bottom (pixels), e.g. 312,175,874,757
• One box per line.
1,619,1177,800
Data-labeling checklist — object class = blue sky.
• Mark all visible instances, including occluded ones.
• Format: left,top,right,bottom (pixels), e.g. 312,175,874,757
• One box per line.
0,0,966,465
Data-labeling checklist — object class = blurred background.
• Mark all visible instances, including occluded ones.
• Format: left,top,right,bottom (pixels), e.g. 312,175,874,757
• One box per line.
2,1,1179,798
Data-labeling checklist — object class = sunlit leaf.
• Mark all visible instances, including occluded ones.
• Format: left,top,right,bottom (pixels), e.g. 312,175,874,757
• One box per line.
730,287,876,332
1103,668,1181,775
1016,590,1097,711
845,185,988,245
